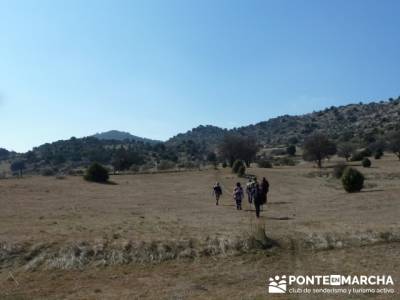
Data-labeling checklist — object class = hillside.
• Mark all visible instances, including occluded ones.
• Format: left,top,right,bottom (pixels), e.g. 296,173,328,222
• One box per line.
2,97,400,174
168,97,400,148
92,130,161,144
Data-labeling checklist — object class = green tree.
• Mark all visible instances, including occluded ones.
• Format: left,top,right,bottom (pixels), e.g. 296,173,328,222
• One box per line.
10,160,26,177
303,134,337,168
219,134,258,167
387,131,400,160
337,143,356,161
206,152,217,168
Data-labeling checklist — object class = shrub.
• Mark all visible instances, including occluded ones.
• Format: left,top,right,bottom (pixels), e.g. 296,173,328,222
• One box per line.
374,149,383,159
232,159,244,173
332,163,347,179
180,161,199,169
286,145,296,156
222,162,227,168
350,149,371,161
129,164,140,172
84,163,109,183
362,158,371,168
237,165,246,177
273,157,296,166
157,160,175,170
76,169,84,175
362,148,372,157
41,168,56,176
140,163,155,172
342,167,364,193
270,148,287,156
258,160,273,168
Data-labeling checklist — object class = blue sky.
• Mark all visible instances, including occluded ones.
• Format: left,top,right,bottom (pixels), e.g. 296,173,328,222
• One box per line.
1,0,399,152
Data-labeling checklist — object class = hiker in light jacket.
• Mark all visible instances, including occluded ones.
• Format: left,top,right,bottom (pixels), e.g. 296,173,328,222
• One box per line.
233,182,244,210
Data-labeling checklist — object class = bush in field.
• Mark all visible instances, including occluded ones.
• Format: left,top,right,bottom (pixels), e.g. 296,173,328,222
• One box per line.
177,161,199,169
222,162,227,168
232,159,245,173
129,164,140,172
342,167,364,193
350,149,371,161
84,163,109,183
270,148,287,156
157,160,175,170
238,165,246,177
362,157,371,168
273,157,296,166
286,145,296,156
332,163,347,179
374,149,383,159
41,168,56,176
258,160,273,168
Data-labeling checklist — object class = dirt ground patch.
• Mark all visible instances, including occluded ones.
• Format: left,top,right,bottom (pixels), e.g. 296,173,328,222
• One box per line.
0,155,399,298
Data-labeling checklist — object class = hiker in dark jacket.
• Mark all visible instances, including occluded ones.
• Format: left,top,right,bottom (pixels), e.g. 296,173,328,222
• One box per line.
213,182,223,205
233,182,244,210
253,183,263,218
260,177,269,209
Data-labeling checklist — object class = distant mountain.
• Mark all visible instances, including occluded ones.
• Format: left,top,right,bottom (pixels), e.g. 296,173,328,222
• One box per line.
92,130,161,144
4,96,400,174
166,125,228,150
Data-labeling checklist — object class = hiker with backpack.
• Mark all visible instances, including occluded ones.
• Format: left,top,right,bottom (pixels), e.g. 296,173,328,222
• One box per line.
246,179,254,204
212,182,223,205
253,183,263,218
233,182,244,210
260,177,269,209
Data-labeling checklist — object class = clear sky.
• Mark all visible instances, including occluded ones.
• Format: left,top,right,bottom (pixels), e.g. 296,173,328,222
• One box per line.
1,0,399,152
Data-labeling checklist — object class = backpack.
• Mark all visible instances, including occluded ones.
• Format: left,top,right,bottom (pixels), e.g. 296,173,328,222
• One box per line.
234,187,243,199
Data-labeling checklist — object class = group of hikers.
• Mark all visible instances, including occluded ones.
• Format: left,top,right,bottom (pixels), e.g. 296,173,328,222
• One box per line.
212,177,269,218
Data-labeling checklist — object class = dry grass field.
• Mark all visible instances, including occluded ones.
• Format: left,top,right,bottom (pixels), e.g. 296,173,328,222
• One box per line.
0,155,399,299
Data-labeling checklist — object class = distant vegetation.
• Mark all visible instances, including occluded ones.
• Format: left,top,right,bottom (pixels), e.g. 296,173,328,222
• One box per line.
1,97,400,175
168,96,400,148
